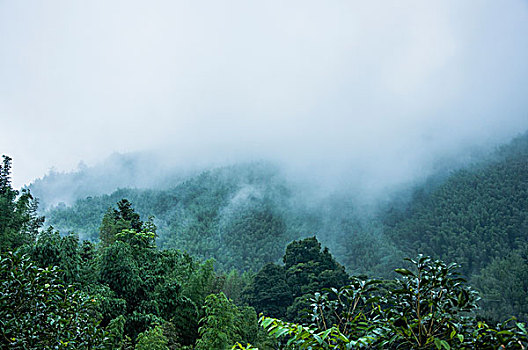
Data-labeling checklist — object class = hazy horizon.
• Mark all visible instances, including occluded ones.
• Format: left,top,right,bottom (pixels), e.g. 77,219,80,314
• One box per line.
2,1,528,191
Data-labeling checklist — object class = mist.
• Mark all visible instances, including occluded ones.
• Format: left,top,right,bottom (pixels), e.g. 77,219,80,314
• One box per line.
1,1,528,197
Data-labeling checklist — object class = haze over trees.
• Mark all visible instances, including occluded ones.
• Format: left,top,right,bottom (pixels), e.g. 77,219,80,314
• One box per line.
41,133,528,317
1,132,528,348
2,0,528,348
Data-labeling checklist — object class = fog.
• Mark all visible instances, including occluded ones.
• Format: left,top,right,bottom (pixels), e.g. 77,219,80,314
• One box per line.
1,1,528,195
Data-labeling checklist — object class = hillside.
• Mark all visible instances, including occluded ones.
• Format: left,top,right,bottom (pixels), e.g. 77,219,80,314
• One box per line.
383,132,528,320
42,160,400,274
40,133,528,320
383,133,528,273
4,149,528,348
28,152,192,210
43,162,305,271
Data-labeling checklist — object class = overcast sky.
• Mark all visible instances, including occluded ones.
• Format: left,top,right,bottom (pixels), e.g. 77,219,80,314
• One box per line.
1,1,528,190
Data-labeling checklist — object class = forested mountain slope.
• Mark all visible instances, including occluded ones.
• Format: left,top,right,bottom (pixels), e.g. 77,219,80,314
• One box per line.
4,150,528,348
384,133,528,275
28,152,191,210
44,163,308,271
43,160,400,274
383,133,528,321
41,133,528,319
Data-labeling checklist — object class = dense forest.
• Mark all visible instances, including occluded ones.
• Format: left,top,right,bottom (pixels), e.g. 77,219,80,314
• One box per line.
1,133,528,348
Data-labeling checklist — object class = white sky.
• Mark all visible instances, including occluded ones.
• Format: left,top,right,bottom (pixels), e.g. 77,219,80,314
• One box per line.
1,1,528,189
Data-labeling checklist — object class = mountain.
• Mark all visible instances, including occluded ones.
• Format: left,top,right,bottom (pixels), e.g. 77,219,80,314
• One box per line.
381,132,528,321
38,133,528,320
40,159,401,274
383,132,528,276
28,152,193,210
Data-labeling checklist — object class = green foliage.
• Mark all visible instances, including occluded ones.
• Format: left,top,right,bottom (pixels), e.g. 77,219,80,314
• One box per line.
135,324,169,350
181,258,217,308
0,250,105,349
246,237,349,322
379,133,528,322
28,228,84,283
4,135,528,349
196,293,239,350
116,228,156,248
221,269,253,305
237,306,260,346
196,292,259,350
104,315,129,349
0,155,44,252
284,237,348,296
473,246,528,322
385,137,528,277
94,199,235,346
219,204,289,271
97,239,203,344
99,240,143,305
165,297,199,346
381,255,479,349
260,315,355,349
44,163,298,272
35,134,528,323
258,255,528,349
308,278,384,343
244,263,293,319
99,199,147,246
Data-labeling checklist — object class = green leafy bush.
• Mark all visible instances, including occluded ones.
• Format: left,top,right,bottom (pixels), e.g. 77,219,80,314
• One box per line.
0,250,105,349
257,255,528,349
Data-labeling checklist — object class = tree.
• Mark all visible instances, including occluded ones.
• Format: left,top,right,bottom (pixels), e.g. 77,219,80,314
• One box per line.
380,255,479,349
474,247,528,322
99,199,145,246
0,250,106,349
195,293,258,350
98,241,143,308
135,325,169,350
29,228,82,283
244,263,292,319
245,237,349,322
283,237,349,322
283,237,349,297
196,293,239,350
257,255,528,349
0,155,44,252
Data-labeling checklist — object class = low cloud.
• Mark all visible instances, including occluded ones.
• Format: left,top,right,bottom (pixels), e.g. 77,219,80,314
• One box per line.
1,0,527,192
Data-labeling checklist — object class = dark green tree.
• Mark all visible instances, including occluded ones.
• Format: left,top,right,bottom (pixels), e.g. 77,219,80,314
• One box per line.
258,255,528,349
0,251,106,349
283,237,348,294
135,324,169,350
283,237,349,321
244,263,292,319
99,241,143,309
474,246,528,322
28,228,83,283
245,237,349,322
99,199,145,246
195,293,239,350
195,292,259,350
0,155,44,252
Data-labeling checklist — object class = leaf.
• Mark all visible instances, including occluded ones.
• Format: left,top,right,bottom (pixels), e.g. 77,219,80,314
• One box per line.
440,339,451,349
516,322,527,334
275,327,290,338
320,329,332,340
450,329,456,339
394,268,415,277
